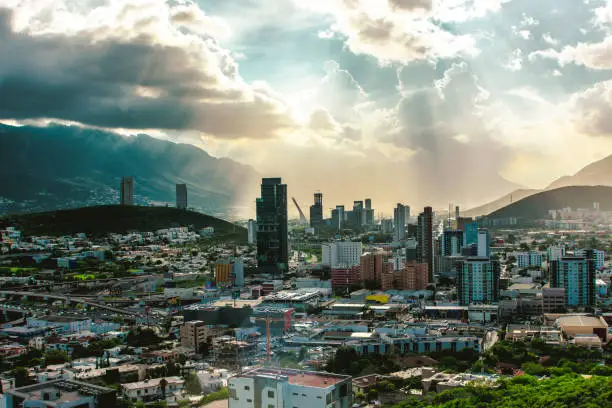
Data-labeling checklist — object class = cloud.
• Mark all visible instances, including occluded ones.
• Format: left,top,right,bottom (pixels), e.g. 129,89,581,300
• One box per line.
570,80,612,136
0,1,296,139
529,37,612,70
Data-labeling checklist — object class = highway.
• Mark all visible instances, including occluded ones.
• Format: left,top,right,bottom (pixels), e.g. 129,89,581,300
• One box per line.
0,290,144,317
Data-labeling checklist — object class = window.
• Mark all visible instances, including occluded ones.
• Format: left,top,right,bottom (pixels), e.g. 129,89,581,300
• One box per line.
302,394,306,397
268,391,275,398
247,399,252,403
292,393,298,396
245,386,250,391
268,405,275,408
326,394,332,404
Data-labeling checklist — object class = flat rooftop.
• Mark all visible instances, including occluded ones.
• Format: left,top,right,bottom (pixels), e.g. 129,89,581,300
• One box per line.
556,315,607,328
240,368,349,388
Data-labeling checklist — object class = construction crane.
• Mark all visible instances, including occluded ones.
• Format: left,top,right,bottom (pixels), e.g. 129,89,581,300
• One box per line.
252,313,288,363
291,197,308,224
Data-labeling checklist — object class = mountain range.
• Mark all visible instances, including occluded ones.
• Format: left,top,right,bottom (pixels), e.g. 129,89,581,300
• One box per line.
0,124,259,216
464,154,612,217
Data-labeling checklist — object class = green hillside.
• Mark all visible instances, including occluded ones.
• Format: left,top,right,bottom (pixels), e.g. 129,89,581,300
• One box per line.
486,185,612,221
0,205,246,239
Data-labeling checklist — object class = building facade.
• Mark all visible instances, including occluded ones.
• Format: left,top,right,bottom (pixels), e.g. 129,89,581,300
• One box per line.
228,368,352,408
180,320,213,353
576,249,605,270
248,219,257,245
309,193,324,228
516,251,543,268
550,257,595,307
120,176,134,206
331,266,361,290
457,258,500,306
442,230,464,257
256,178,288,276
175,183,188,209
476,229,490,258
322,242,362,268
393,203,407,242
417,207,434,281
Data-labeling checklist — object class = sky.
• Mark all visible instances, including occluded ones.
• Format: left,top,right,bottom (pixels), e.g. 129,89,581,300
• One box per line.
2,0,612,215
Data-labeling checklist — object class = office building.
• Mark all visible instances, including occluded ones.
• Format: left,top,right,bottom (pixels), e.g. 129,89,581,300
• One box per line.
457,258,500,305
417,207,435,281
176,183,188,209
215,262,233,284
360,252,392,282
516,251,543,268
477,229,490,258
5,380,116,408
380,219,393,234
550,257,596,307
547,246,566,262
180,320,213,353
322,242,362,268
364,199,374,225
228,368,352,408
576,249,605,270
120,176,134,206
247,219,257,244
256,178,288,276
394,203,407,242
233,259,245,287
331,205,345,230
310,193,324,228
442,230,464,256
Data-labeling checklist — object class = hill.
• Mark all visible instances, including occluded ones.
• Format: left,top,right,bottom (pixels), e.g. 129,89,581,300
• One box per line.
462,188,538,218
485,186,612,221
547,154,612,189
0,205,246,239
0,124,259,215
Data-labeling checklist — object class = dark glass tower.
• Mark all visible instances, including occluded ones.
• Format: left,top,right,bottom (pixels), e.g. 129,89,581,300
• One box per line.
309,193,324,227
256,178,288,276
417,206,434,281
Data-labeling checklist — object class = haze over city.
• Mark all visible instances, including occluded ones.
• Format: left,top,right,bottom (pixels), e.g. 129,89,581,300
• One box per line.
4,0,612,214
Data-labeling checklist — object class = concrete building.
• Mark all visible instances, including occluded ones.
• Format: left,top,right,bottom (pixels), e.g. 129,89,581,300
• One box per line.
517,251,543,268
180,320,214,353
394,203,408,242
547,246,566,262
256,178,288,276
476,229,490,258
322,242,362,268
248,219,257,245
120,176,134,206
554,315,609,343
215,262,233,285
461,221,479,247
176,183,188,209
457,258,500,306
27,316,92,335
417,207,434,281
5,380,116,408
550,257,596,307
382,261,429,291
360,252,391,282
331,266,361,290
121,377,184,404
228,368,352,408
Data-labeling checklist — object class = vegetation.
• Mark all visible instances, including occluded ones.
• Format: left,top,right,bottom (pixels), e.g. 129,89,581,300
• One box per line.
44,350,71,365
184,372,202,395
325,347,400,376
126,327,164,347
390,374,611,408
200,387,229,405
0,205,246,238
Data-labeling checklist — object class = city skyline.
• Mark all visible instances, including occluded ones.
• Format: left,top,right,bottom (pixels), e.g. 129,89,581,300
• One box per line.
3,1,612,214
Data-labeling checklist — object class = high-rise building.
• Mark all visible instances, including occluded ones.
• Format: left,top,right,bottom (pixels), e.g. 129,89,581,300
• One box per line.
256,178,288,276
477,229,490,258
120,176,134,206
457,257,500,305
380,219,393,234
547,246,566,262
330,266,361,289
310,193,324,227
215,262,233,284
331,205,345,230
391,261,429,291
461,220,479,247
322,242,362,268
575,249,605,270
176,183,188,209
394,203,407,242
180,320,213,353
417,207,434,281
352,201,365,226
517,251,543,268
228,368,352,408
442,230,464,256
233,259,244,287
360,252,391,282
247,219,257,244
550,257,596,307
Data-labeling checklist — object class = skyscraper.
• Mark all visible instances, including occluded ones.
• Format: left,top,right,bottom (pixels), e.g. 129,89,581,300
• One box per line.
550,257,596,307
120,176,134,206
477,229,490,258
442,230,464,256
457,257,500,305
176,183,188,210
309,193,324,228
393,203,407,242
365,198,374,226
417,206,434,281
331,205,345,230
256,178,288,276
247,219,257,244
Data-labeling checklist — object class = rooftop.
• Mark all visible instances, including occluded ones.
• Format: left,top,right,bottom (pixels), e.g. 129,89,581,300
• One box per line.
8,379,114,401
121,376,184,390
238,368,349,389
556,315,607,329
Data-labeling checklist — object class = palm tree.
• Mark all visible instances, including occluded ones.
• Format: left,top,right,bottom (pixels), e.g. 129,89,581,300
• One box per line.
159,378,168,400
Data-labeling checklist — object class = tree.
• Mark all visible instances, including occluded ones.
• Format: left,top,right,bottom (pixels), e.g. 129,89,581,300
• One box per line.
44,350,71,365
159,378,168,400
184,372,201,395
12,367,30,387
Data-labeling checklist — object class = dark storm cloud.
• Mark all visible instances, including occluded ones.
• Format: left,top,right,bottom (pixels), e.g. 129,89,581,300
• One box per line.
0,8,294,138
